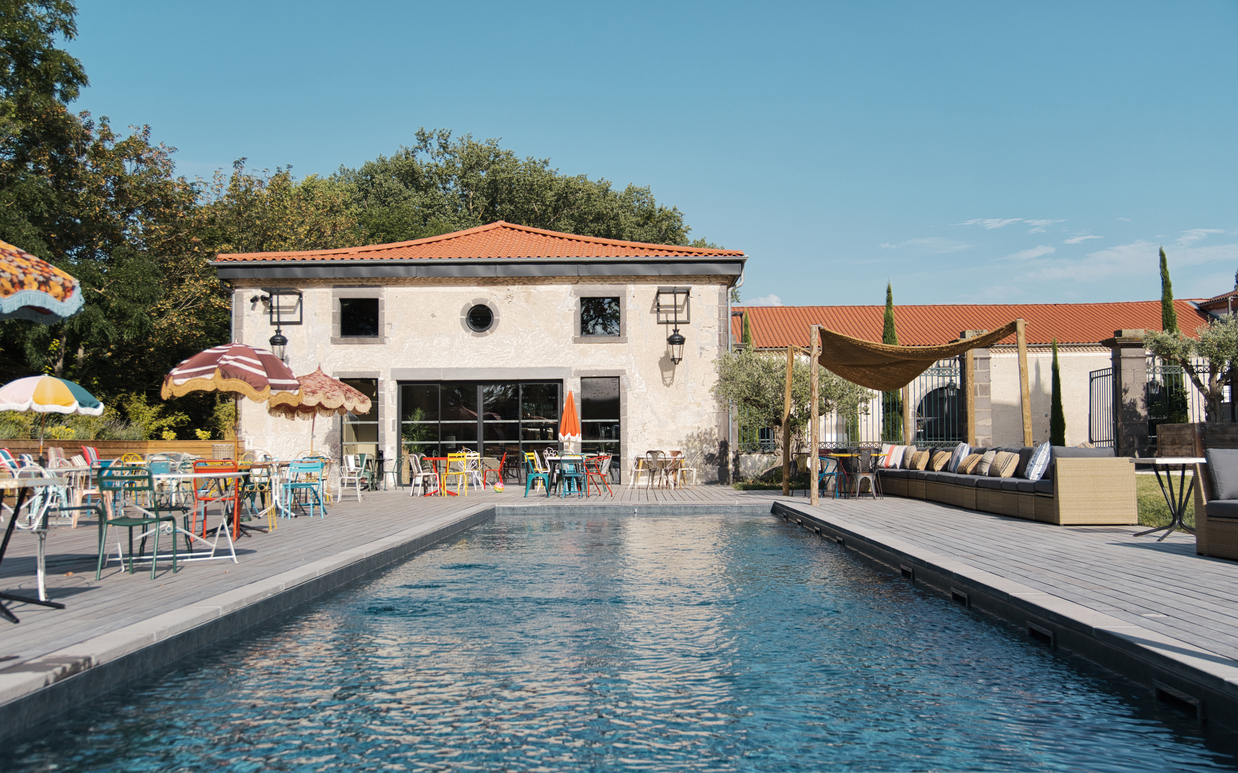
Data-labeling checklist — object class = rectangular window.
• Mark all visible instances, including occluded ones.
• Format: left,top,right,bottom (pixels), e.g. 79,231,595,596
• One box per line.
340,298,380,338
580,297,620,337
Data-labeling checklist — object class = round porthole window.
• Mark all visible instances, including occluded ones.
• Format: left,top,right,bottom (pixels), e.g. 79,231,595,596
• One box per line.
466,304,494,332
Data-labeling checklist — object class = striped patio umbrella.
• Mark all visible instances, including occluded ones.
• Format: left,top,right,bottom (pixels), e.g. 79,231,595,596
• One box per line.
0,240,84,324
162,343,302,457
268,367,371,453
0,375,104,455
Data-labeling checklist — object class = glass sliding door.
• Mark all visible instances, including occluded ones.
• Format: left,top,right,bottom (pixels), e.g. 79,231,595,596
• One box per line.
581,377,621,482
341,378,379,458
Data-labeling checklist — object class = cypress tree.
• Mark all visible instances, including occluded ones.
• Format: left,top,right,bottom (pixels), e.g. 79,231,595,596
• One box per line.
882,282,899,345
741,311,752,346
881,283,903,441
1050,338,1066,445
1160,247,1179,333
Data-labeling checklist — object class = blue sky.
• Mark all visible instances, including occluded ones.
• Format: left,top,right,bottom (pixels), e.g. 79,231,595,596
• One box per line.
65,1,1237,309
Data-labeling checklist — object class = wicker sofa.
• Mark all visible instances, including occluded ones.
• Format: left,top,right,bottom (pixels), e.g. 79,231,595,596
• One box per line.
878,445,1137,526
1192,448,1238,560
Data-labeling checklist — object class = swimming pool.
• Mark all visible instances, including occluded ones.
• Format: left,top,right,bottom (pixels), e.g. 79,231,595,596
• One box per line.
3,512,1234,771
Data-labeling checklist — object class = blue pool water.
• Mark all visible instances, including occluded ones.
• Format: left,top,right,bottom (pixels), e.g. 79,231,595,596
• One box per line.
4,513,1235,772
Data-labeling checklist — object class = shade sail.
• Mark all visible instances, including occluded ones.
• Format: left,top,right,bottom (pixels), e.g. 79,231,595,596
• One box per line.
816,320,1021,391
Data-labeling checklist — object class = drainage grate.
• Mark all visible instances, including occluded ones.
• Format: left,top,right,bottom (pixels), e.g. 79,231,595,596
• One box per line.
1027,621,1055,646
1154,680,1203,720
950,588,970,608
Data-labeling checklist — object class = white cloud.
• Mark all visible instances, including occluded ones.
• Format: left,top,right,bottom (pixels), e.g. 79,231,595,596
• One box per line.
953,218,1022,229
1177,228,1225,246
1064,234,1103,245
1117,216,1132,222
879,237,970,253
1024,219,1065,234
1005,245,1055,260
746,294,783,306
1015,239,1238,291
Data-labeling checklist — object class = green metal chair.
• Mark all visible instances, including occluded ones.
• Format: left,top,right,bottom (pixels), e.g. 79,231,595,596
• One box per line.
95,464,179,580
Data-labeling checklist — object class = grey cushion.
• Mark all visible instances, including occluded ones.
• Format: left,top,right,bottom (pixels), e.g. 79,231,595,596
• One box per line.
1206,448,1238,500
977,478,1004,490
881,468,910,479
1033,479,1054,495
952,474,988,488
1205,499,1238,519
1014,447,1035,478
1000,478,1022,492
1014,480,1038,493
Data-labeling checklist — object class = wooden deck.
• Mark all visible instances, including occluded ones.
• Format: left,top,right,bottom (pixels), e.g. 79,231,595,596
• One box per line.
3,481,1238,734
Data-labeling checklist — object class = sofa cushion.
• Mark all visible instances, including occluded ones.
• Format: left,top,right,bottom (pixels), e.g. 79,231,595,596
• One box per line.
975,449,997,476
1013,480,1038,493
1205,448,1238,500
951,474,987,488
989,451,1019,477
977,477,1004,490
901,446,919,469
910,450,931,470
1000,478,1024,492
1033,479,1054,495
947,442,970,473
880,467,910,479
929,450,952,471
1014,447,1035,478
1023,442,1051,482
888,445,907,468
1206,499,1238,519
957,453,982,475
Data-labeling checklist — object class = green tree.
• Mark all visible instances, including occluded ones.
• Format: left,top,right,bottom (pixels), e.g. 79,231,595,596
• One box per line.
741,312,752,346
336,128,703,245
1145,317,1238,421
714,346,868,454
881,283,903,442
1050,339,1066,445
1160,247,1179,333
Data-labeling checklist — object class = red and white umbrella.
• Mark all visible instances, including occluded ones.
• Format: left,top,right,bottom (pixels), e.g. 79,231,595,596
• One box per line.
268,367,372,453
161,343,301,407
558,390,581,448
162,343,302,457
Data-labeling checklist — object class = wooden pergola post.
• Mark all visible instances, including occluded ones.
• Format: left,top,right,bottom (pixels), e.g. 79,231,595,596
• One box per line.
781,346,794,496
1016,318,1033,446
810,325,820,506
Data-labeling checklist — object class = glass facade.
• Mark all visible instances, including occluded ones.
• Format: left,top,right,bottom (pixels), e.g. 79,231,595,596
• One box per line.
399,381,561,471
581,377,621,481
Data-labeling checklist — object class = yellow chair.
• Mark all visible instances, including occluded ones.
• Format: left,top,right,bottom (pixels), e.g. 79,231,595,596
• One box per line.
119,452,146,465
442,451,471,496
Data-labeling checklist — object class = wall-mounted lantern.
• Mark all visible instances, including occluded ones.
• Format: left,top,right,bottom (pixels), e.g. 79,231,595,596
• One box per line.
656,287,690,365
250,288,302,363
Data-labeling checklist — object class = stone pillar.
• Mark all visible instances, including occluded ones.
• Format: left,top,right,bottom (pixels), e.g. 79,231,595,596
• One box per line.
1107,329,1149,457
960,331,992,447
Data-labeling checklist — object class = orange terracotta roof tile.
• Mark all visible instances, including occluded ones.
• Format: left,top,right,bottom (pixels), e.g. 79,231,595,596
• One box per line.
214,221,745,263
730,300,1214,348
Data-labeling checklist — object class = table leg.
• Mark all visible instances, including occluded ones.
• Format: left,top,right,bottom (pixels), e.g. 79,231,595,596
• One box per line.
1135,464,1197,541
0,486,65,623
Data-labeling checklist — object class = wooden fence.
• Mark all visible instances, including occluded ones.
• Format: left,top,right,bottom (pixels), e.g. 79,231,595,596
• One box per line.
0,439,245,460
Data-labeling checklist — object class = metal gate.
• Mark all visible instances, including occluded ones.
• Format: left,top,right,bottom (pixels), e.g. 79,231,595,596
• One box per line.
825,359,963,448
1088,367,1114,448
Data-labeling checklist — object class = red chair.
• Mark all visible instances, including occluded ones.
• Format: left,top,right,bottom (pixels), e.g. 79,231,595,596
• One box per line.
585,454,613,496
482,452,507,488
190,460,241,539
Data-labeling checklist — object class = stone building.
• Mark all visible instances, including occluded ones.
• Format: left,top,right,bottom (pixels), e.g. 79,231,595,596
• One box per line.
212,221,746,482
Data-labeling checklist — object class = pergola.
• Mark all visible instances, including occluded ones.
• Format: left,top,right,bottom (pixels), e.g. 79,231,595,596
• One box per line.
781,319,1033,503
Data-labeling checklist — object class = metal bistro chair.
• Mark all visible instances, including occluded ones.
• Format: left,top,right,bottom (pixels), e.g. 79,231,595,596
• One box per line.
818,455,847,499
94,464,180,580
852,449,881,499
585,453,613,496
340,454,366,501
524,451,550,497
284,458,327,518
442,451,472,496
557,454,585,498
645,450,669,490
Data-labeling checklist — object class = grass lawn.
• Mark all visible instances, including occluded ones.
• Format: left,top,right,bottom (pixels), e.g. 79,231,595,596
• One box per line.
1137,472,1195,529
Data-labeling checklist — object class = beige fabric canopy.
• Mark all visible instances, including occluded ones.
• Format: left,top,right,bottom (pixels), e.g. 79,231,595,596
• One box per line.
816,320,1020,391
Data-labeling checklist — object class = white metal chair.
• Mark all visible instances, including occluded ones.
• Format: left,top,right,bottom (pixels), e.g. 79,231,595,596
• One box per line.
339,454,366,501
407,453,441,497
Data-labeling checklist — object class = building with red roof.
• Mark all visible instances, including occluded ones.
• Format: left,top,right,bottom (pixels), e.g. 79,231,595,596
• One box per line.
729,300,1216,450
212,221,746,481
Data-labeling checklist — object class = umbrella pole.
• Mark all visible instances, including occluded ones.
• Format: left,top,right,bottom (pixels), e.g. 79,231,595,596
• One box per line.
234,395,241,461
38,413,46,458
310,413,316,455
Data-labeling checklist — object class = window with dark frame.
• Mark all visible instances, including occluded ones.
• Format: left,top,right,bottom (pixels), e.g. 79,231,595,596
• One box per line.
580,297,620,337
340,298,379,338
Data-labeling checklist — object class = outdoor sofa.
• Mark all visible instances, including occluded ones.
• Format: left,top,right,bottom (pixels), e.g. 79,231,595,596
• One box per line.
878,444,1137,526
1192,448,1238,561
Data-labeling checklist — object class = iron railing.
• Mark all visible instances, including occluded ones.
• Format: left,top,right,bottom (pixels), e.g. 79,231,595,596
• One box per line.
1088,366,1114,448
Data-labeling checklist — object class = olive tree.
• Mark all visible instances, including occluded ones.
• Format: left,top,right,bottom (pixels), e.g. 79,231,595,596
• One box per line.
1144,316,1238,421
714,347,869,453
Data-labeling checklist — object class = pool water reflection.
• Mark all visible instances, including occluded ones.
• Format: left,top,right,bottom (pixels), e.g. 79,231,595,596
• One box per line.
4,513,1235,772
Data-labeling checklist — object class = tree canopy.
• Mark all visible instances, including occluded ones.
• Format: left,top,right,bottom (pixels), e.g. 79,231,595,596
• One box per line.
0,3,714,438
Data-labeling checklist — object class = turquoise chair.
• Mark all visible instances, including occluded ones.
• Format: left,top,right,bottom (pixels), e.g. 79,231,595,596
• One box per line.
523,452,550,498
283,459,326,518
